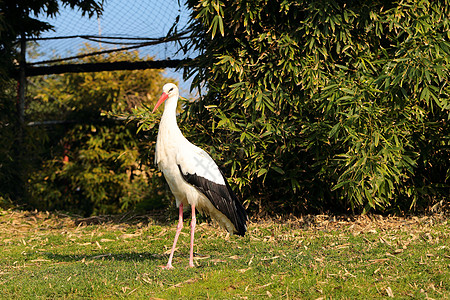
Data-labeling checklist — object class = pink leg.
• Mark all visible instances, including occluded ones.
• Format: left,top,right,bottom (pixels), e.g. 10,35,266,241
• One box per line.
189,204,196,268
161,203,184,269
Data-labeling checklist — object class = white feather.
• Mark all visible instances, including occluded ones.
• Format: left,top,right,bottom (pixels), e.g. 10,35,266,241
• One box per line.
176,144,226,185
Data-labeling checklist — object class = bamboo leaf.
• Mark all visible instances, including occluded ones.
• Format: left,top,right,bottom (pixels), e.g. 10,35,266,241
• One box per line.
271,166,285,175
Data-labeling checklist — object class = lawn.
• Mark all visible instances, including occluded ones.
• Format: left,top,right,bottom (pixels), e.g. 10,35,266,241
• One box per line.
0,209,449,299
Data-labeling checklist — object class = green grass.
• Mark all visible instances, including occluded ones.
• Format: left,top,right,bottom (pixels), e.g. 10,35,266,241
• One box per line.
0,210,449,299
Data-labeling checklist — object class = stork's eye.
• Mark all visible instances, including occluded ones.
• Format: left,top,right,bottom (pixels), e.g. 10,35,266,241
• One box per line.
168,87,174,92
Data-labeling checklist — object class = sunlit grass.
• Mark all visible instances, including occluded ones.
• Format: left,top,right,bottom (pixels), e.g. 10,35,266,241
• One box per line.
0,210,449,299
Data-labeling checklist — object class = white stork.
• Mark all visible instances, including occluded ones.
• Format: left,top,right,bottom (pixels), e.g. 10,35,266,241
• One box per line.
152,83,248,269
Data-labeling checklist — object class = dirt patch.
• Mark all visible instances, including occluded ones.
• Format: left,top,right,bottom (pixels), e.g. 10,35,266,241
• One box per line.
0,209,75,237
1,209,448,236
252,213,449,235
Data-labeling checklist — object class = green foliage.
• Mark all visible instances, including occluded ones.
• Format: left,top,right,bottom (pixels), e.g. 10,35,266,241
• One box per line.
27,46,172,215
182,0,450,212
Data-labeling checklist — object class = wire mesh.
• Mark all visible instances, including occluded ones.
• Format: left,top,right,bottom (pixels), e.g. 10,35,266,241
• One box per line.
28,0,195,94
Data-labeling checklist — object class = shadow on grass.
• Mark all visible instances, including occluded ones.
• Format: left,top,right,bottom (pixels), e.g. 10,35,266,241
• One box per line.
72,209,175,226
42,251,166,263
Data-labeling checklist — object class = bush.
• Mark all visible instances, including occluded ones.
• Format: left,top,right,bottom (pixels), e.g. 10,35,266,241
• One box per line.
181,0,450,213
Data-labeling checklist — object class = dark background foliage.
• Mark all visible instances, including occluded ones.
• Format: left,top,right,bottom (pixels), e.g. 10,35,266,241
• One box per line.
0,0,173,215
26,47,171,215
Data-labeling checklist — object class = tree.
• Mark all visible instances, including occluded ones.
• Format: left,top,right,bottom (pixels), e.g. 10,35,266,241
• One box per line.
27,45,173,215
0,0,103,79
180,0,450,213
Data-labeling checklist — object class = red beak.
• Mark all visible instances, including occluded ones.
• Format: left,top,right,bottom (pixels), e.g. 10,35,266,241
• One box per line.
152,92,169,113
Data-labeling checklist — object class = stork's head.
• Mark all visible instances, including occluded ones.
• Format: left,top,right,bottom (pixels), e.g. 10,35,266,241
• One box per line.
152,83,179,113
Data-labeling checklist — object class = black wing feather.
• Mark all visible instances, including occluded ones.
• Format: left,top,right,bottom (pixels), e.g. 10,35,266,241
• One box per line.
178,164,248,236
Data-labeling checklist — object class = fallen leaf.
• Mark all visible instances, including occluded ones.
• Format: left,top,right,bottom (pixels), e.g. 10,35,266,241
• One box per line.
95,241,102,249
256,283,273,289
100,238,115,242
120,233,141,239
193,254,210,260
238,267,252,273
92,253,112,259
30,259,51,262
229,255,241,260
78,242,92,246
386,287,394,297
261,256,280,261
369,258,389,264
211,259,226,263
171,278,199,288
164,248,177,255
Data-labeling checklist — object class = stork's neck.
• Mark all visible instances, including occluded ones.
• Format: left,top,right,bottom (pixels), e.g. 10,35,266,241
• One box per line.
159,94,184,139
162,94,178,120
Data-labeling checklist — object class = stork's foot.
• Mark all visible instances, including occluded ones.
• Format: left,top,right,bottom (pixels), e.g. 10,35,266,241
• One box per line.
159,264,174,270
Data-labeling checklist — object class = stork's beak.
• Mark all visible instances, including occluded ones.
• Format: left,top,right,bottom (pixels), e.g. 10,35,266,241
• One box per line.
152,92,169,113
